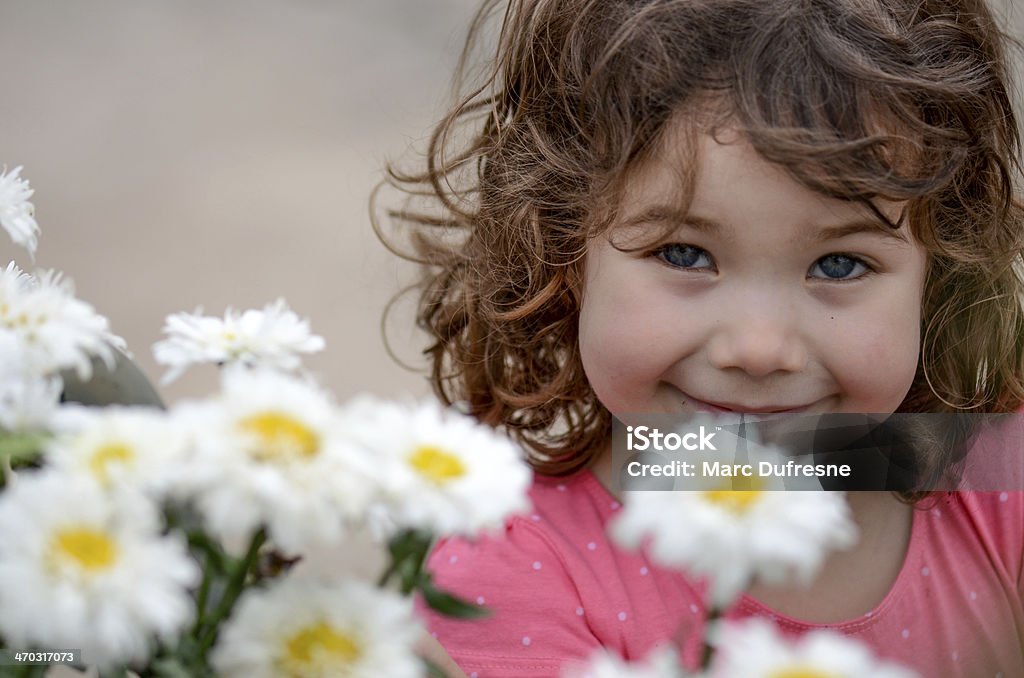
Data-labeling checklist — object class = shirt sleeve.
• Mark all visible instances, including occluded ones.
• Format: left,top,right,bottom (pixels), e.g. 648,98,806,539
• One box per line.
415,517,602,678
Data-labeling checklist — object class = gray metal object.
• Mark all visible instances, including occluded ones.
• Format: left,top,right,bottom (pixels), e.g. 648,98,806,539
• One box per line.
59,347,165,409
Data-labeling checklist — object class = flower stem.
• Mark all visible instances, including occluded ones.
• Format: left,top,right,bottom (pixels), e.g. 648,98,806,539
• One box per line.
195,528,266,660
191,552,213,636
186,530,229,575
378,530,433,594
376,557,400,588
699,605,723,671
185,528,231,646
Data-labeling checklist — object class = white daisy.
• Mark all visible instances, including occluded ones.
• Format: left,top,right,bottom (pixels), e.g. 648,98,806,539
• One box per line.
0,371,62,434
564,647,683,678
711,618,918,677
338,396,532,537
43,406,191,500
611,424,856,607
0,262,124,380
152,298,325,384
0,166,40,256
0,471,200,670
173,367,374,555
210,575,422,678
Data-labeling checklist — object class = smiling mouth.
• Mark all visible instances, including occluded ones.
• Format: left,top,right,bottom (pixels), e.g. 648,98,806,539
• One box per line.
681,393,812,415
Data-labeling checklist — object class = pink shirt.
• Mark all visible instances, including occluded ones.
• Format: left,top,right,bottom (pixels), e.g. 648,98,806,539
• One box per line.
418,472,1024,677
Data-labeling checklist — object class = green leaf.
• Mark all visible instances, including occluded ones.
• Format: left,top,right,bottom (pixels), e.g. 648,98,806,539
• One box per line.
381,530,435,590
0,432,47,466
419,577,490,619
387,530,432,563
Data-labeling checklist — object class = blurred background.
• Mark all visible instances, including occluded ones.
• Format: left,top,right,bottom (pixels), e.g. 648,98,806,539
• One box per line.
0,0,482,403
0,1,1021,404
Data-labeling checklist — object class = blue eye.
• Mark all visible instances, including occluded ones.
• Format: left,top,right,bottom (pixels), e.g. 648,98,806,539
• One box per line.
810,254,870,280
654,244,712,270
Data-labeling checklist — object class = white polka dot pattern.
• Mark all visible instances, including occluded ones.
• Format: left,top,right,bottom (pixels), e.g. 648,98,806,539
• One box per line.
415,473,1024,678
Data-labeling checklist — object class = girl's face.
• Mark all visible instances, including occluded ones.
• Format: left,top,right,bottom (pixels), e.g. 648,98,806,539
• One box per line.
579,124,929,418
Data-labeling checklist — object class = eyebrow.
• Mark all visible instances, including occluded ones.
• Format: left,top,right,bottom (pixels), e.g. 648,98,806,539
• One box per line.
622,206,908,243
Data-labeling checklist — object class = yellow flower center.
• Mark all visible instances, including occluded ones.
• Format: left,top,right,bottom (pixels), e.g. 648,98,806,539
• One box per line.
769,667,843,678
50,527,119,572
281,621,361,676
702,490,763,512
88,442,135,484
702,476,767,514
238,411,319,461
5,312,29,328
408,445,466,484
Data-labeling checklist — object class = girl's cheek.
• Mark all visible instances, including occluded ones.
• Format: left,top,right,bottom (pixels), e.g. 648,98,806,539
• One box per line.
828,306,922,410
578,283,690,412
579,301,659,384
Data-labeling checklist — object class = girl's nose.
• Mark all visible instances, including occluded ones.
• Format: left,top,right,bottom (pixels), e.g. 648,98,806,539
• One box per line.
705,307,808,378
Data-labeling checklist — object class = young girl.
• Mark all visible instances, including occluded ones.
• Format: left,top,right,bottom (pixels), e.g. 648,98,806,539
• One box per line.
380,0,1024,675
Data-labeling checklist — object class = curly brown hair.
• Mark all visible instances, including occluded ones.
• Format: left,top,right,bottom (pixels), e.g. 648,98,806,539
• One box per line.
375,0,1024,478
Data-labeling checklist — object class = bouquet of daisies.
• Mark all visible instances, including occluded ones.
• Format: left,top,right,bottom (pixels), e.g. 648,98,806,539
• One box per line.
0,166,920,678
0,167,531,677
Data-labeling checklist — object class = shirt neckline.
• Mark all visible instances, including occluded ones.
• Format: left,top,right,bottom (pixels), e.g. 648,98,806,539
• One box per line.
734,502,921,631
572,467,922,631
